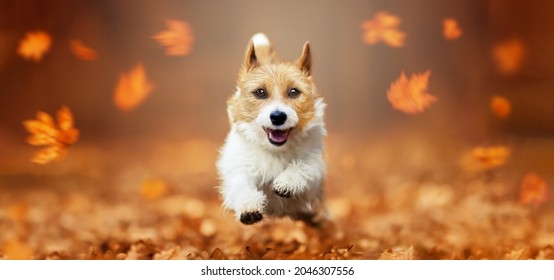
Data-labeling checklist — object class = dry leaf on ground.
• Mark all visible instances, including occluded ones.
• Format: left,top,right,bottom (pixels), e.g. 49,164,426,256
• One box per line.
379,246,417,260
3,239,34,260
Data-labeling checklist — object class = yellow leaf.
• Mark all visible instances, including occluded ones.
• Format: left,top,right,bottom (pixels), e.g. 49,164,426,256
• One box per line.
37,111,55,126
26,133,57,146
519,172,549,206
492,39,525,75
31,145,66,164
460,146,510,172
23,106,79,164
114,63,154,112
361,11,406,48
69,39,98,60
17,31,52,62
443,18,462,40
490,96,511,118
23,119,58,145
387,70,437,114
56,105,80,144
153,19,195,56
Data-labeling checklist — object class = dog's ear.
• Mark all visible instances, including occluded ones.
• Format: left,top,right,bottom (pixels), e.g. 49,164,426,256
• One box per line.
296,41,312,75
244,41,258,70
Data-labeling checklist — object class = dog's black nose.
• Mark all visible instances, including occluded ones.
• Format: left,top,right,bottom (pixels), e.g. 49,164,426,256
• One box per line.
270,111,287,126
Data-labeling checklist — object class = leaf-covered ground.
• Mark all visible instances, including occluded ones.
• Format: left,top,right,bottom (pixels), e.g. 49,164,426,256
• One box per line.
0,132,553,260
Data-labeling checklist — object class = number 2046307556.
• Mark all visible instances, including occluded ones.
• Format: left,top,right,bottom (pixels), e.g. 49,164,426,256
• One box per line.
294,266,354,276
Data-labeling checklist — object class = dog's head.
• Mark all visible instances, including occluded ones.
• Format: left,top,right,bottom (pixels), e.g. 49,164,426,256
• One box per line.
227,34,324,151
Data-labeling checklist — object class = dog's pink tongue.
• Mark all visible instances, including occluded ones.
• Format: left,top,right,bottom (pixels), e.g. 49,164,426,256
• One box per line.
270,130,288,143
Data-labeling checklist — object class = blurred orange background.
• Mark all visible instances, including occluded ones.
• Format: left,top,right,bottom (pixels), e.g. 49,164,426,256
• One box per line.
0,0,554,260
1,0,554,140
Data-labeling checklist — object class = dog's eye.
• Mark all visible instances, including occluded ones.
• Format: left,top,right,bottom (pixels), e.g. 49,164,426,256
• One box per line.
252,88,268,99
288,88,301,98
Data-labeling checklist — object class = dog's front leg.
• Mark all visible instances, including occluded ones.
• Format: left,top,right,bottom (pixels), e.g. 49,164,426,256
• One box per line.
220,172,266,225
272,158,323,198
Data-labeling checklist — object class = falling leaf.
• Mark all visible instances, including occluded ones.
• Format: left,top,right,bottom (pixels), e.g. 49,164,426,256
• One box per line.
114,63,154,112
460,146,510,172
69,40,98,60
519,172,549,206
387,70,437,114
491,96,511,118
23,106,79,164
153,19,195,56
140,179,167,200
361,11,406,47
492,39,525,75
17,31,52,62
443,18,462,40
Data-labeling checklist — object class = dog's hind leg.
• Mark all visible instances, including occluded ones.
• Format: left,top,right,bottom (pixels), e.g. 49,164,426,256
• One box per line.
291,200,328,227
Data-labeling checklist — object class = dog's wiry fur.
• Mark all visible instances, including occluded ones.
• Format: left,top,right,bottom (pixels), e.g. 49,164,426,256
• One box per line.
217,33,327,226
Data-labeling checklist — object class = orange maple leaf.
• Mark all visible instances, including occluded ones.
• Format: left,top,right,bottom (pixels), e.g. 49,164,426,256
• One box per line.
361,11,406,48
153,19,195,56
490,96,511,118
23,106,80,164
17,31,52,62
460,146,510,172
387,70,437,114
114,63,154,112
519,172,549,206
492,39,525,75
69,40,98,60
443,18,462,40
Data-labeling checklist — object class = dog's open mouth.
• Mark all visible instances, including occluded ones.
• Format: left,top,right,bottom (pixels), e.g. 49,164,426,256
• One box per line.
263,128,292,146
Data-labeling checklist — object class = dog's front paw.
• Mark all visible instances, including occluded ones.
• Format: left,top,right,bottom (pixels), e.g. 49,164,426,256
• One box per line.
273,170,308,199
240,211,263,225
274,188,292,198
272,182,295,198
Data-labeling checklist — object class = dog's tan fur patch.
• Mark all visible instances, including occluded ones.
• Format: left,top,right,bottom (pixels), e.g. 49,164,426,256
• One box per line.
229,62,317,131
